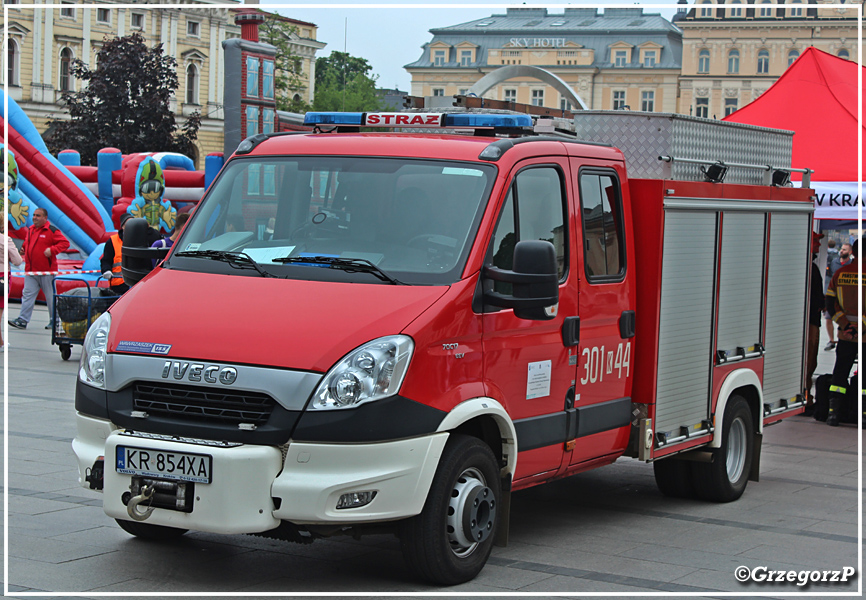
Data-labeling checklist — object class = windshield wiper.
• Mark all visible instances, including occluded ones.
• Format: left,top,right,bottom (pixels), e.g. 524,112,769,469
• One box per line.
273,256,405,285
174,250,277,278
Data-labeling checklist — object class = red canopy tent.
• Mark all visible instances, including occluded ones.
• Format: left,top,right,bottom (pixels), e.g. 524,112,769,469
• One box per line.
723,47,862,220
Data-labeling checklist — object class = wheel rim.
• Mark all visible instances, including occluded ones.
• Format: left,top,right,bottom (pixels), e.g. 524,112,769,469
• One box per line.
446,466,496,558
726,416,747,482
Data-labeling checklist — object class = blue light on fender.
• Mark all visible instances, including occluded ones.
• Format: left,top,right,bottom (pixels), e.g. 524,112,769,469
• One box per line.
303,112,365,126
443,113,533,129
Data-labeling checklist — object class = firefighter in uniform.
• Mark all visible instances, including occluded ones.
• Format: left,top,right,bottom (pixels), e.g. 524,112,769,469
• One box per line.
824,237,864,427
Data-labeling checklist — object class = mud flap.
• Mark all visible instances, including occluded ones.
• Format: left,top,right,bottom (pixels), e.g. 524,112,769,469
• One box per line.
494,474,511,547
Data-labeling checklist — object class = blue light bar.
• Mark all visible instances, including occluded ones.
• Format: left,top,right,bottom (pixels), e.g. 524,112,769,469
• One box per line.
443,113,533,129
304,112,365,126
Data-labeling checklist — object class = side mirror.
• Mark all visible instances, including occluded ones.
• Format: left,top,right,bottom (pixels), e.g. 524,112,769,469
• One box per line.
121,218,169,287
483,240,559,321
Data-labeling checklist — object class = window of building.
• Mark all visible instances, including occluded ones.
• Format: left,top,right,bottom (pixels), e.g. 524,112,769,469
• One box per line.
97,8,110,24
187,20,200,37
614,50,628,67
458,88,469,96
695,97,709,118
790,0,803,17
729,0,743,18
59,47,73,92
788,49,799,66
724,98,738,116
60,1,74,18
489,167,568,292
641,90,654,112
578,170,625,280
613,90,626,110
531,89,544,106
460,50,472,66
838,49,849,60
756,49,769,74
246,105,259,138
432,88,445,97
698,49,710,73
560,98,573,111
263,60,275,99
7,38,18,86
759,1,773,17
700,0,713,18
728,49,740,74
131,12,144,30
504,88,516,102
246,56,260,97
186,64,198,105
643,50,657,67
434,50,446,66
262,108,275,135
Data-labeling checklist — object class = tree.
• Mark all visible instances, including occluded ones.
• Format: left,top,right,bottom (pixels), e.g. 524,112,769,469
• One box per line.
48,33,200,165
312,51,382,112
259,14,312,113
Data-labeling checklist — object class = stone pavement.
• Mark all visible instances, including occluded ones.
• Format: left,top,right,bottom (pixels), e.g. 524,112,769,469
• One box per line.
3,304,862,598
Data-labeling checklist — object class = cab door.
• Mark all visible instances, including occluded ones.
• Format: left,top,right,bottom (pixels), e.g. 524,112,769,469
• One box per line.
481,160,580,484
568,163,634,466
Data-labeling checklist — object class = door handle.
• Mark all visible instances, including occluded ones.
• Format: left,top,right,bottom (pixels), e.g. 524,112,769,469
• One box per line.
619,310,636,339
562,316,580,347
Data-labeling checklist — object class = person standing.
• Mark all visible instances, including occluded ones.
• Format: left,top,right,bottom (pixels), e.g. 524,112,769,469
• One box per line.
8,207,70,330
824,242,854,351
101,213,133,294
1,218,24,350
804,232,825,414
824,238,863,427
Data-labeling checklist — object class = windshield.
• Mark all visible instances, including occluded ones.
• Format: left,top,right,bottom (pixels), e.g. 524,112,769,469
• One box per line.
168,156,495,285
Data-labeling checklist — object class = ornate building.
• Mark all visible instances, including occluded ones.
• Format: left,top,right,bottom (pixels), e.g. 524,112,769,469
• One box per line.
3,0,323,165
405,7,683,113
675,0,861,119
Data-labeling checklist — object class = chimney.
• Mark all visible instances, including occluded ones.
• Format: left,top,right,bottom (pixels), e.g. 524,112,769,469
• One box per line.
235,10,266,43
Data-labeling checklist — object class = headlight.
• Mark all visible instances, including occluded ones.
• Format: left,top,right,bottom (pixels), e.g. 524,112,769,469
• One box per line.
79,312,111,389
311,335,413,410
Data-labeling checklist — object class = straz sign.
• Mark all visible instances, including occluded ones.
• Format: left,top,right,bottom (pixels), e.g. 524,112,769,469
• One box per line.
364,113,444,127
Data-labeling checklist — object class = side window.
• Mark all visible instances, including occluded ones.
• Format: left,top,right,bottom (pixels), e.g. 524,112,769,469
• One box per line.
489,167,567,293
578,170,625,281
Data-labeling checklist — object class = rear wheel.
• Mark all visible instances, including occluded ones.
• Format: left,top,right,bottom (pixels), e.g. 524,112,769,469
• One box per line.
399,434,500,585
59,344,72,361
653,457,695,498
115,518,188,541
692,395,754,502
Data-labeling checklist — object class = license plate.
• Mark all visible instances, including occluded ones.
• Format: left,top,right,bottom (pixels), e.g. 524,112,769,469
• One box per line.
116,446,212,484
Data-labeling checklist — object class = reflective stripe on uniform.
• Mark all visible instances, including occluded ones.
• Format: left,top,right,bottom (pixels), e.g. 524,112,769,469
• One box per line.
829,385,847,394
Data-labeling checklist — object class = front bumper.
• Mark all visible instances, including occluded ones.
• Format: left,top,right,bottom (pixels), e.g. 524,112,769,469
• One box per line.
74,413,448,534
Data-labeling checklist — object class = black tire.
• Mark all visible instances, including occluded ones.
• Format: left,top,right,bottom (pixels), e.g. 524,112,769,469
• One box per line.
60,345,72,361
691,395,754,502
653,457,695,498
115,518,188,540
399,434,500,586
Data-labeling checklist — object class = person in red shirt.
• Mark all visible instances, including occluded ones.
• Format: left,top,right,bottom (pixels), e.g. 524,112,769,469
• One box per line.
8,207,70,330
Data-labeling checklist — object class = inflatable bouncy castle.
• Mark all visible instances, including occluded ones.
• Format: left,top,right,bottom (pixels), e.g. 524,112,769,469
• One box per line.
1,89,224,300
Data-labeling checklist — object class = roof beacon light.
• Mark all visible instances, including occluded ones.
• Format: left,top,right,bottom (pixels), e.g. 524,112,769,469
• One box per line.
303,112,533,131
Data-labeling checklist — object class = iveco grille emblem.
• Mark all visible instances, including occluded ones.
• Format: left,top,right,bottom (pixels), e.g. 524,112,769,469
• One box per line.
162,361,238,385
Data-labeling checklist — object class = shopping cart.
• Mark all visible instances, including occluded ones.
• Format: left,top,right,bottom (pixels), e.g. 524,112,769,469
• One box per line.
51,276,121,361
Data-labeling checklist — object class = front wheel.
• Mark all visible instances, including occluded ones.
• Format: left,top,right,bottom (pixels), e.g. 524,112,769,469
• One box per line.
692,395,754,502
399,434,500,585
115,518,188,541
59,344,72,361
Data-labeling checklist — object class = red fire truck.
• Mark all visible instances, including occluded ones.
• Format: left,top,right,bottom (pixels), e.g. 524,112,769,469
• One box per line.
73,108,814,585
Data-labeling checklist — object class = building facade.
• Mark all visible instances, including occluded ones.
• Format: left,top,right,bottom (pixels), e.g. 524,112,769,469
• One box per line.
677,0,862,119
3,0,322,165
405,7,684,113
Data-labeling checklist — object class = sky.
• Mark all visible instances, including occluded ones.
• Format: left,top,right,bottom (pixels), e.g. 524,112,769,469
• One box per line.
259,2,682,92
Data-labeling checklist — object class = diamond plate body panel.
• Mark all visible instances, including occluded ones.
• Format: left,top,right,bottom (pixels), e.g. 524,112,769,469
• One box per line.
572,112,793,184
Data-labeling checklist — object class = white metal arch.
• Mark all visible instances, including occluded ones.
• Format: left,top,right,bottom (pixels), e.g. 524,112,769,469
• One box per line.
466,65,588,110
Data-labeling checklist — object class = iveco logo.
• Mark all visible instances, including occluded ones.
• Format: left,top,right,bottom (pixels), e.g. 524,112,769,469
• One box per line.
161,361,238,385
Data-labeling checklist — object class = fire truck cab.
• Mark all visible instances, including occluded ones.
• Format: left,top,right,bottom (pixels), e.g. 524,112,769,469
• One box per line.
73,109,814,585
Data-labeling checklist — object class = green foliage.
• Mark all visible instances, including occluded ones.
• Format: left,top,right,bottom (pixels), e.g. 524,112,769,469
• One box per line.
259,14,311,113
313,51,382,112
48,33,199,165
